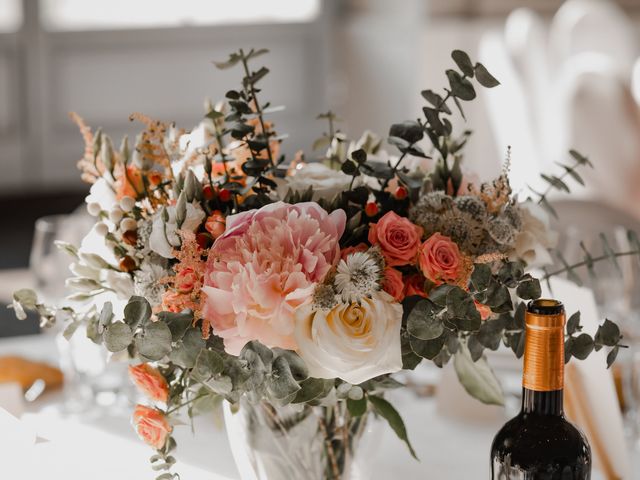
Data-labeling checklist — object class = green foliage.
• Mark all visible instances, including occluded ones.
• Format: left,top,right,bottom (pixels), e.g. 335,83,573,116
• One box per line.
453,343,504,406
368,395,417,460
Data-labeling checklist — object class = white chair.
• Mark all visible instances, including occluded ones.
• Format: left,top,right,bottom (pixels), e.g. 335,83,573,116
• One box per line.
556,53,640,220
549,0,638,78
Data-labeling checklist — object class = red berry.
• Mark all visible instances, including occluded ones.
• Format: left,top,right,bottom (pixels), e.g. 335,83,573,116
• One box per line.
203,184,215,200
364,202,379,217
394,186,408,200
219,188,232,203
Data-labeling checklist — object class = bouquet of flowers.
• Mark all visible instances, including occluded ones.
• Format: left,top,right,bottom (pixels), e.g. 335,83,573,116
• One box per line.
11,49,638,479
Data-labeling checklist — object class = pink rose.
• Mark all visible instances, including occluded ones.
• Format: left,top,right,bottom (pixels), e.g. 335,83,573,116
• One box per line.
203,202,346,355
128,364,169,403
205,210,226,239
418,233,462,285
382,268,404,302
161,290,187,313
340,242,368,260
404,273,427,298
132,405,172,450
175,267,198,294
368,211,423,267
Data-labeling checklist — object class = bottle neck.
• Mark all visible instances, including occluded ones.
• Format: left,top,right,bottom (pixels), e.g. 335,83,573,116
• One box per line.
521,300,566,416
521,387,564,415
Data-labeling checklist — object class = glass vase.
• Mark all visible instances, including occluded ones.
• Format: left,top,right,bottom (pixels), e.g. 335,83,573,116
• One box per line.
223,397,380,480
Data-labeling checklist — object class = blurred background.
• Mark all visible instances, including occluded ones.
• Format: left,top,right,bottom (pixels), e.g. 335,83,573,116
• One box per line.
0,1,640,477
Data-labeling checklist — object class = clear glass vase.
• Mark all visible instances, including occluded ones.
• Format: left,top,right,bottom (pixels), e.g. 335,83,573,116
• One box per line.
223,397,380,480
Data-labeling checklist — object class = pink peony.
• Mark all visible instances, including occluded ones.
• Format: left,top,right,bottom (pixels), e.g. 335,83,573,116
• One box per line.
202,202,346,355
368,211,423,267
404,273,427,298
418,233,463,285
382,268,404,302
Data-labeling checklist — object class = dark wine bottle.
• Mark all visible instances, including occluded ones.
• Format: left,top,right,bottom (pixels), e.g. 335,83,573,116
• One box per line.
490,299,591,479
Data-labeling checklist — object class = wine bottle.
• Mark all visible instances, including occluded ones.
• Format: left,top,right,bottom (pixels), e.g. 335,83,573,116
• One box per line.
490,299,591,479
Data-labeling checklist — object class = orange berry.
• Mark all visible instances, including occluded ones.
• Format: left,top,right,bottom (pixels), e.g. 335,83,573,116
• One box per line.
394,186,408,200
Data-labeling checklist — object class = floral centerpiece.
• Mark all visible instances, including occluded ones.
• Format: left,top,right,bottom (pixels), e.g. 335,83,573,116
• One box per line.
11,49,639,479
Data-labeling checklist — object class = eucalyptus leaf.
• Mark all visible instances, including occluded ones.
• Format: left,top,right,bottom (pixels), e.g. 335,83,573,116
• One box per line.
473,63,500,88
292,377,333,404
407,299,443,340
104,322,133,352
368,395,417,460
451,50,474,77
571,334,594,360
446,70,476,101
158,310,193,342
193,349,225,381
268,355,301,401
124,297,153,328
136,322,172,361
169,328,205,368
347,396,368,417
566,312,581,335
453,344,504,405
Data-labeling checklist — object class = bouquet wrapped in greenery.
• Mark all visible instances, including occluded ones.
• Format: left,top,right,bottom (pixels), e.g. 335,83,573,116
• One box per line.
11,48,638,479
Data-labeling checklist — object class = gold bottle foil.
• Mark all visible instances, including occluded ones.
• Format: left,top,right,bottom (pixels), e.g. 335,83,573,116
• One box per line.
522,299,565,392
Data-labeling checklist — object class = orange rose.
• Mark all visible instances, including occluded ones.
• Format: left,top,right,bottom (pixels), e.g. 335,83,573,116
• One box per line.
382,268,404,302
340,243,369,261
132,405,172,450
128,364,169,403
418,233,462,285
404,273,427,298
368,211,424,267
204,211,226,239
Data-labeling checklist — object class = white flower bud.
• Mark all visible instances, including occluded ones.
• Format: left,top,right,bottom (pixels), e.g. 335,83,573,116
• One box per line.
108,207,123,224
347,386,364,401
87,202,102,216
119,196,135,212
94,222,109,237
120,217,137,232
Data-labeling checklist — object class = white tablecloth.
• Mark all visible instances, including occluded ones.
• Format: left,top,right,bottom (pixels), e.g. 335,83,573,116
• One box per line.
0,334,638,479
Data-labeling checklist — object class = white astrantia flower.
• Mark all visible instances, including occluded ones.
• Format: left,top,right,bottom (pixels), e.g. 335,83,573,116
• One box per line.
294,291,403,385
134,257,168,306
334,250,383,303
149,201,206,258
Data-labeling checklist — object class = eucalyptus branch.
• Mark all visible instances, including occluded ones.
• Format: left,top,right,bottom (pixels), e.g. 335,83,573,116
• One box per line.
542,249,640,281
239,48,274,169
166,393,209,415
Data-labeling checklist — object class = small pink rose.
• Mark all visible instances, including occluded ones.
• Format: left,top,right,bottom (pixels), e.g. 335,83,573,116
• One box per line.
205,210,226,239
404,273,427,298
128,364,169,403
418,233,462,285
161,290,186,313
175,267,198,294
132,405,172,450
382,268,404,302
474,300,492,321
368,211,423,267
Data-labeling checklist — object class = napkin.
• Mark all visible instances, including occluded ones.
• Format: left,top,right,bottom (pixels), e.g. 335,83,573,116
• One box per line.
545,277,630,479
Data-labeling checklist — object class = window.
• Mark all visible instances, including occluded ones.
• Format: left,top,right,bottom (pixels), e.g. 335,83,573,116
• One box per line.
0,0,22,33
39,0,321,31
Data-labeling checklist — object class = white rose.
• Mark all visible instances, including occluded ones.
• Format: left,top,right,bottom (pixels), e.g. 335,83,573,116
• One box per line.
149,202,205,258
511,201,559,268
294,291,403,385
280,163,355,201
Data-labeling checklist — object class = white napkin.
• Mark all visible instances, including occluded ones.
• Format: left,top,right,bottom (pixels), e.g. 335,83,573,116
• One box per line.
545,276,630,479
